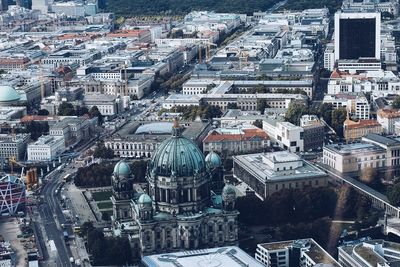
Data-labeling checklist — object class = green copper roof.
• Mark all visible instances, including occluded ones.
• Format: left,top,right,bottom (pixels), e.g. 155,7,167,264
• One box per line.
114,160,131,177
149,125,206,177
205,151,222,169
0,85,20,103
138,193,152,205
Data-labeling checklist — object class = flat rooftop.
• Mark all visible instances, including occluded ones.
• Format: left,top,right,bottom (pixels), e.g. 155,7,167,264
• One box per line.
142,246,264,267
112,121,209,142
259,239,341,267
324,142,386,156
234,152,326,182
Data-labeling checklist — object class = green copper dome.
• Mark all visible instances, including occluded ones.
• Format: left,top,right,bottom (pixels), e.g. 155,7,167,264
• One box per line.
222,184,236,200
149,123,206,177
114,160,131,177
138,193,152,205
205,151,222,169
0,85,20,103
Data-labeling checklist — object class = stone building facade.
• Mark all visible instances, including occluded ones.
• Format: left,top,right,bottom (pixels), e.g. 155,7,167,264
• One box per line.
111,122,239,258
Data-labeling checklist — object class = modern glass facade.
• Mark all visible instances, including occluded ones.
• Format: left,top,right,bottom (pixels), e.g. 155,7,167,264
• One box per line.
339,18,376,60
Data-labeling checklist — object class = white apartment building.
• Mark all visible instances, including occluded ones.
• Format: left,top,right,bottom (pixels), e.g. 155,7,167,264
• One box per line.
27,135,65,162
324,43,335,71
323,93,370,120
327,69,400,96
263,117,304,153
377,108,400,134
255,239,341,267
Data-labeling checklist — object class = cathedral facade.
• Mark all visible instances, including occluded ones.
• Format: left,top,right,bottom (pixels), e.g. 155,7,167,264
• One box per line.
111,121,239,257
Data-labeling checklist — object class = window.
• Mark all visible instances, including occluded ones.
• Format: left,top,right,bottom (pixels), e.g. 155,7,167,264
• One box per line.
290,141,297,147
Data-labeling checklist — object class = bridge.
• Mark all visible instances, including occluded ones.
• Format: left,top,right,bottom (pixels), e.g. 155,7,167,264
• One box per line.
384,218,400,237
316,162,400,218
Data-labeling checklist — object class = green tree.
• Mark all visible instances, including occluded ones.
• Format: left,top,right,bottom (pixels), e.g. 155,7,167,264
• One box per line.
93,142,114,159
37,109,49,116
24,121,49,140
318,103,333,126
89,106,103,125
392,96,400,109
101,212,110,221
58,102,75,116
257,99,268,115
130,160,148,182
75,106,89,116
74,163,114,187
388,182,400,206
331,108,347,137
285,102,308,125
80,221,95,237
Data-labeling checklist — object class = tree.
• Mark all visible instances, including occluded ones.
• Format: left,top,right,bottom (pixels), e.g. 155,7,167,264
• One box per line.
285,102,309,125
317,103,333,125
58,102,76,116
257,99,268,115
75,106,89,116
204,105,222,119
80,221,95,237
331,108,347,137
253,119,263,129
392,96,400,109
37,109,49,116
388,182,400,206
130,160,148,182
24,121,49,140
101,212,110,221
93,142,114,159
89,106,103,125
74,163,114,187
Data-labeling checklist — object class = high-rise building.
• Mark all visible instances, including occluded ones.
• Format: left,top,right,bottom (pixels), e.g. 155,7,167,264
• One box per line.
334,12,381,61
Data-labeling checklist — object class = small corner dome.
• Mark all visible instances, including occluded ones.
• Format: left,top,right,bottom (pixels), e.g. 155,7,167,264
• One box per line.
0,85,21,103
222,184,236,200
205,151,222,169
113,160,131,177
138,193,152,205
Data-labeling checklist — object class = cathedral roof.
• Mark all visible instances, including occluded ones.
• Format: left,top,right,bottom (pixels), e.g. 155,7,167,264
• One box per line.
148,122,206,177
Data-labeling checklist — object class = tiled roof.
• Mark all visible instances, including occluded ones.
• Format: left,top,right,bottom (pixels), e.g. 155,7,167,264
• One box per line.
345,119,381,129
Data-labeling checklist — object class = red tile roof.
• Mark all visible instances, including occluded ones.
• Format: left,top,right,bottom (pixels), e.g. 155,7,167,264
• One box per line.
344,119,381,130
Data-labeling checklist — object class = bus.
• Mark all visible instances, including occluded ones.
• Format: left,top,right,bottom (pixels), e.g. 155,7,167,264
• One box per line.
63,174,72,182
73,226,81,234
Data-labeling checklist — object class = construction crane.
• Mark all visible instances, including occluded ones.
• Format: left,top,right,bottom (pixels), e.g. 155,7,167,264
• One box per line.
205,42,217,62
9,156,26,176
9,156,38,190
198,42,218,63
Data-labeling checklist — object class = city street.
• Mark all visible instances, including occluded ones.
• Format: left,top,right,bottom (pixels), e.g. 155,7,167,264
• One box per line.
35,170,73,267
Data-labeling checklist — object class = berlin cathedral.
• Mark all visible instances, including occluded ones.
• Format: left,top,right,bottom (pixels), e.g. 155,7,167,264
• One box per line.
110,120,239,257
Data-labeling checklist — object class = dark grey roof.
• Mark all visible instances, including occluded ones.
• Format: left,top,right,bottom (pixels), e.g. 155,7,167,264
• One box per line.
364,133,400,146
